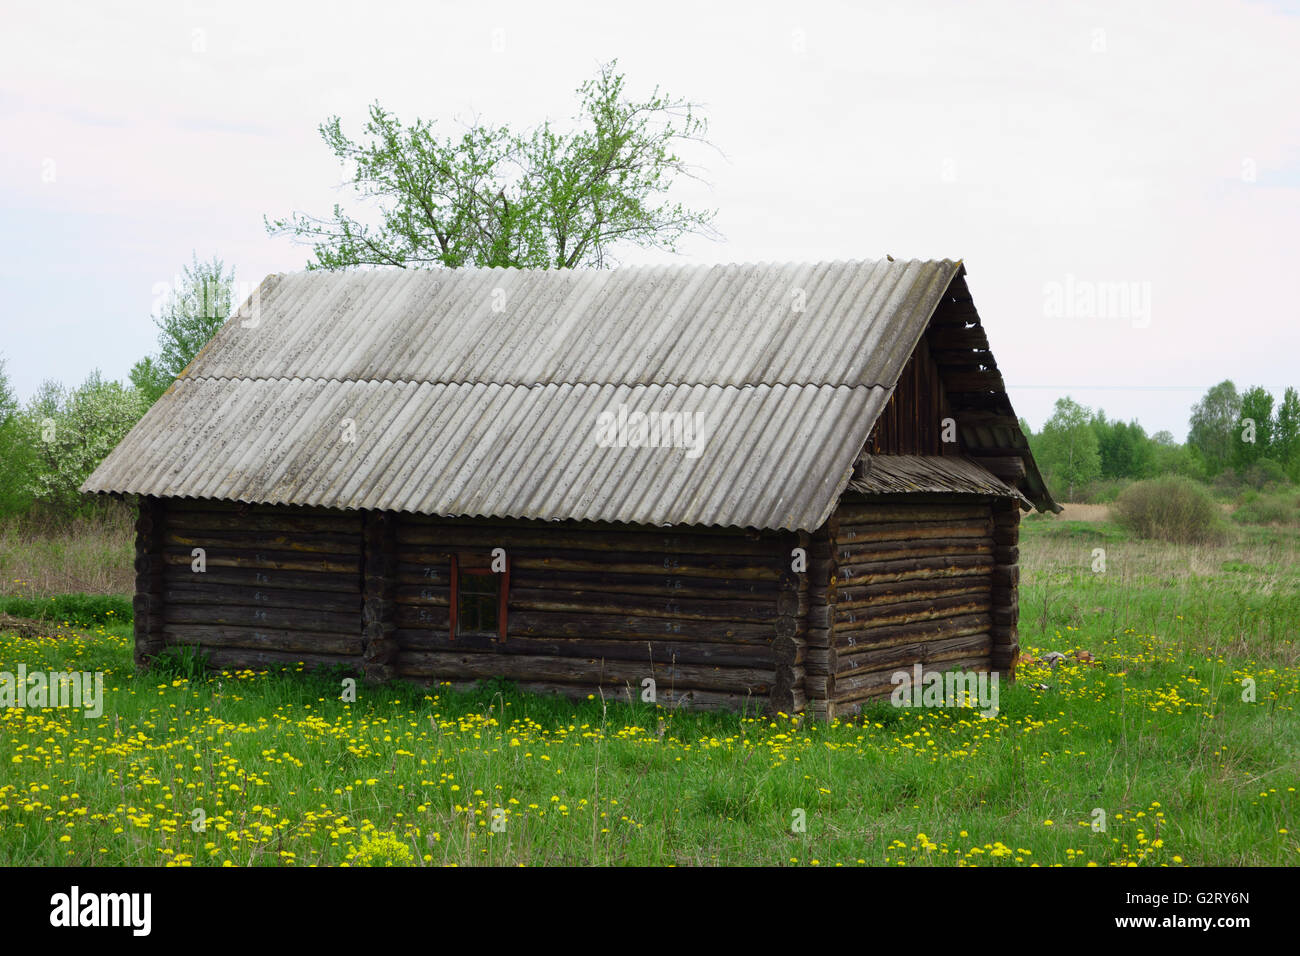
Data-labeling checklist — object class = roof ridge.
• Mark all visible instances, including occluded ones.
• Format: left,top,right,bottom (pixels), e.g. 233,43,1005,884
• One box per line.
175,375,900,391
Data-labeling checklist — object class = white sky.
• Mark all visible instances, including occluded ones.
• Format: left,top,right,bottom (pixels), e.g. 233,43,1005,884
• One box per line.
2,0,1298,436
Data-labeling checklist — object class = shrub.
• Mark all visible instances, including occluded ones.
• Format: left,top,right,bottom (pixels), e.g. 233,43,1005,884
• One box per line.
1111,477,1225,544
1241,458,1287,491
1231,490,1300,527
1211,469,1243,497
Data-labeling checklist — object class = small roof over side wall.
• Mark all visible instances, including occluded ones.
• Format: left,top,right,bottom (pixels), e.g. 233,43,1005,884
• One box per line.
83,259,1055,530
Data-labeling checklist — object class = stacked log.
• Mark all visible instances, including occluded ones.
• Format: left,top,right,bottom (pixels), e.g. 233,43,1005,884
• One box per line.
989,498,1020,678
393,515,788,708
157,499,364,671
769,531,808,715
808,495,997,720
804,522,836,722
132,496,166,668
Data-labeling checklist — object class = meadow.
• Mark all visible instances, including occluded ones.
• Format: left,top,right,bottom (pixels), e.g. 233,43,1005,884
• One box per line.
0,510,1296,866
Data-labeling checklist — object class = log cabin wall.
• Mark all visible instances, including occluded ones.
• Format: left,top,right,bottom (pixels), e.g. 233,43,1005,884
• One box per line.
133,495,1011,720
391,514,793,712
150,498,366,672
806,493,999,720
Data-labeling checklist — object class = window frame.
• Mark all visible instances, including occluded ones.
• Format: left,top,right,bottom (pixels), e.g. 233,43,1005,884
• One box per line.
449,552,510,642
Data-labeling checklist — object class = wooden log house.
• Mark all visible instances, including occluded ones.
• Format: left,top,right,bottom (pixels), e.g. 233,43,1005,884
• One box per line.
84,259,1058,719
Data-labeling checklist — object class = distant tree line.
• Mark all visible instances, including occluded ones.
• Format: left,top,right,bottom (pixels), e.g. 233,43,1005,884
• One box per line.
1026,382,1300,502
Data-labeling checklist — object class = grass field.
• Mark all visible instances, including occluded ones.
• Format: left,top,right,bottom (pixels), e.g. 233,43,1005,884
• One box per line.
0,514,1296,866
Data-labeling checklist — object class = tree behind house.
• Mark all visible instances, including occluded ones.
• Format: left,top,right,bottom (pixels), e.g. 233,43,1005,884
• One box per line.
1032,397,1101,501
130,254,236,405
266,61,719,270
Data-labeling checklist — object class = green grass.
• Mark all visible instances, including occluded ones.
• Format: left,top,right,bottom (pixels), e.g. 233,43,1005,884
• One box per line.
0,519,1297,867
0,593,132,628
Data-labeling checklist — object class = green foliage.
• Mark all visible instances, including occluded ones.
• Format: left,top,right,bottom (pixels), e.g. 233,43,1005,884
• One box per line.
1232,489,1300,526
1149,429,1199,479
20,370,147,515
1110,476,1224,544
0,592,132,627
267,61,718,270
1032,397,1101,501
0,358,37,518
1274,387,1300,479
132,253,236,406
1188,380,1240,476
1233,386,1275,470
147,643,211,682
1089,410,1154,480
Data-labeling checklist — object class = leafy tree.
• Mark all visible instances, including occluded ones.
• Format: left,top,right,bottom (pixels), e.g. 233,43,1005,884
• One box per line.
1090,410,1154,480
1034,397,1101,501
131,254,236,404
1188,380,1240,476
1149,429,1198,478
1233,386,1275,470
266,61,719,270
0,357,37,517
1274,387,1300,479
25,370,147,513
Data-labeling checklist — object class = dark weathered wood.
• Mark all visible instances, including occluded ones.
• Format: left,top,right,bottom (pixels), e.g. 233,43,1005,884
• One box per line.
396,523,779,556
163,625,362,656
200,647,361,672
396,547,784,580
834,576,992,611
397,607,777,643
166,509,363,535
163,565,359,594
362,510,399,682
836,555,994,585
970,455,1026,481
989,499,1021,679
162,548,361,574
834,519,992,543
836,632,992,677
770,531,804,714
163,603,361,633
396,631,775,667
835,594,991,632
395,650,772,694
162,582,361,613
133,496,166,668
165,529,363,554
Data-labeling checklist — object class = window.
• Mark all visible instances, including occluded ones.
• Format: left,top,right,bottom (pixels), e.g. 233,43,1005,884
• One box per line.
450,553,510,641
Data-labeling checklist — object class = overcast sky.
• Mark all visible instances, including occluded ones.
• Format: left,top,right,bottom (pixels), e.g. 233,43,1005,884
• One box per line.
2,0,1298,436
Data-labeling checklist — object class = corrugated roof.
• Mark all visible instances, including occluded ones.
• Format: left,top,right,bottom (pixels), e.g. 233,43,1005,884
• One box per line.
92,376,889,530
848,454,1030,506
189,260,959,388
83,258,1051,530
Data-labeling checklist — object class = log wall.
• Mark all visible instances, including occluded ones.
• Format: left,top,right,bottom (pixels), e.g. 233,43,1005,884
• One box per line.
391,514,791,711
155,498,365,672
133,495,1019,719
806,493,1007,720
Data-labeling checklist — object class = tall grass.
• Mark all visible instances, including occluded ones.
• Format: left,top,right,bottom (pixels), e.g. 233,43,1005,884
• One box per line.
0,503,134,596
